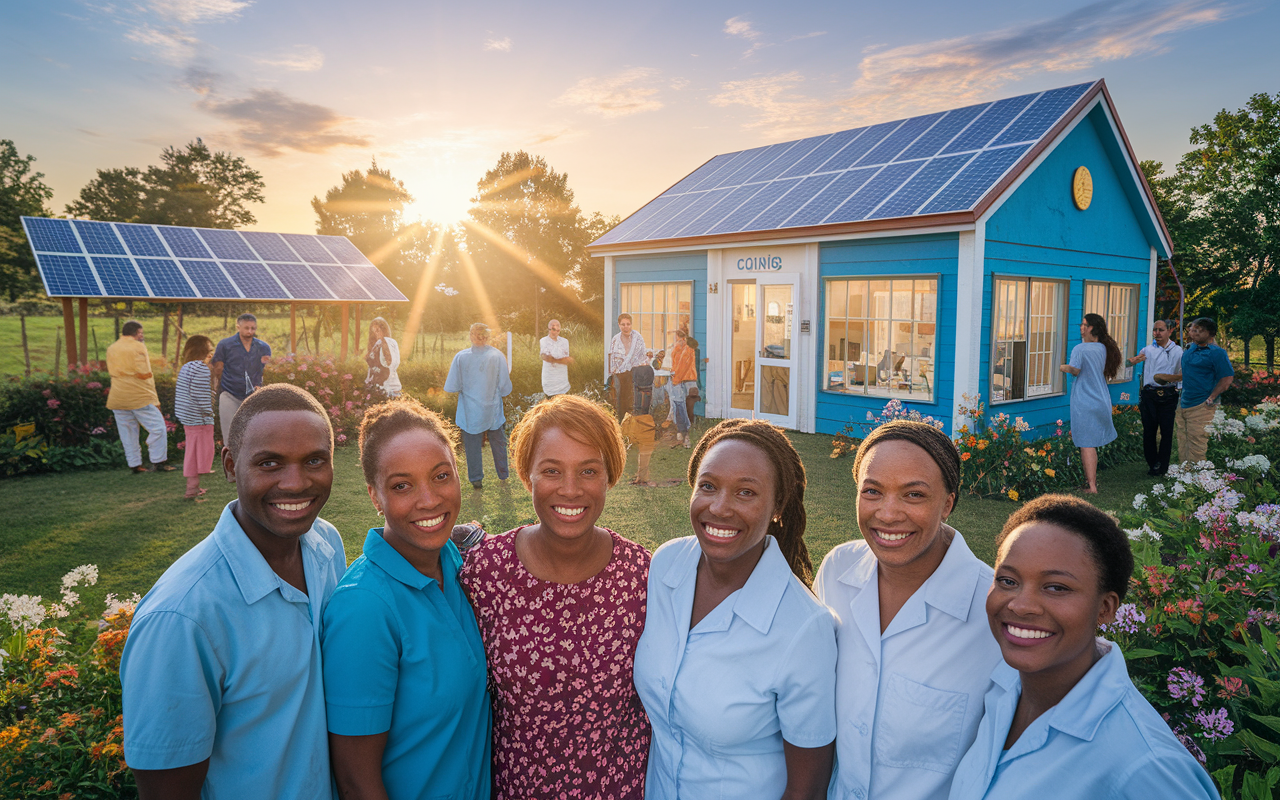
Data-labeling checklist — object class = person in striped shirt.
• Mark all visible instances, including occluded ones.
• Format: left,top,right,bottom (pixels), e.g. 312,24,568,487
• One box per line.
175,335,216,501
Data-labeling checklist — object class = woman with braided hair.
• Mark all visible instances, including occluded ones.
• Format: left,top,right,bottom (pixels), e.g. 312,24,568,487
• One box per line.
1059,313,1121,493
634,418,836,800
815,420,1002,800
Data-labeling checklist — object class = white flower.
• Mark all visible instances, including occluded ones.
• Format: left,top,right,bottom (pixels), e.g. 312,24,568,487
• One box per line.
0,648,8,675
102,592,141,620
1227,454,1272,474
0,593,47,632
1132,494,1148,510
61,564,98,590
1151,483,1166,496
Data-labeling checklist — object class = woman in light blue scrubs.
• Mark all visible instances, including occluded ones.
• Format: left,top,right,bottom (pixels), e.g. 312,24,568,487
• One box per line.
321,397,490,800
634,418,837,800
948,494,1217,800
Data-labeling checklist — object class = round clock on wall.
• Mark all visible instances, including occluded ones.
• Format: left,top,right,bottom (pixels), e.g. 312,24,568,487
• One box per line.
1072,166,1093,210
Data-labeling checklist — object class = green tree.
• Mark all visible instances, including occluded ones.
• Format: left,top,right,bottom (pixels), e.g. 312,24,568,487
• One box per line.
464,151,598,334
1171,93,1280,366
66,139,265,227
311,160,419,295
0,139,54,301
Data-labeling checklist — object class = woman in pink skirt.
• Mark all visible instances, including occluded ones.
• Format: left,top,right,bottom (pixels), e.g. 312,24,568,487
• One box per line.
460,394,651,799
175,335,215,501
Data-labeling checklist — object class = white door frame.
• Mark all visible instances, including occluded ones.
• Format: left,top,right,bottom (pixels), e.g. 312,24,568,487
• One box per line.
722,274,800,429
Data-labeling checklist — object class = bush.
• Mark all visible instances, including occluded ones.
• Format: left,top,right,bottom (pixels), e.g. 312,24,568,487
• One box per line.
0,568,139,799
1229,367,1280,407
1119,459,1280,799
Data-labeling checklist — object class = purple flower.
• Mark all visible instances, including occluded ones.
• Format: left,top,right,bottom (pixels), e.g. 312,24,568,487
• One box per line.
86,381,102,389
1101,604,1147,635
1173,726,1208,766
1192,707,1234,741
46,398,61,408
1168,668,1206,707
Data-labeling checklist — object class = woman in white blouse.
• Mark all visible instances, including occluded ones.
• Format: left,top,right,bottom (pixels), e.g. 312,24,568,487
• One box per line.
814,421,1002,800
634,419,836,800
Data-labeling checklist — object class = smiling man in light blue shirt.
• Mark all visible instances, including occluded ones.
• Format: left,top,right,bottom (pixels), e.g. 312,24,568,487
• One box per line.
120,385,346,800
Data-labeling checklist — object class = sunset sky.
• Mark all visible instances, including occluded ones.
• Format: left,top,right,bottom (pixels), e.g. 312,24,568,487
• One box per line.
4,0,1276,234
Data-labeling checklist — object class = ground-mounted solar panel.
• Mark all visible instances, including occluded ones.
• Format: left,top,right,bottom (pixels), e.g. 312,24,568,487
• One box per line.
23,218,409,302
591,81,1097,247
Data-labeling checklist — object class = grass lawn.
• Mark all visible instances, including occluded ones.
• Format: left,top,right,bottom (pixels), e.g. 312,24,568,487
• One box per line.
0,421,1162,606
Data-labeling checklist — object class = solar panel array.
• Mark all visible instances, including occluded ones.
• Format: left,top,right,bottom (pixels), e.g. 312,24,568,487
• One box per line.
21,217,408,302
595,81,1096,246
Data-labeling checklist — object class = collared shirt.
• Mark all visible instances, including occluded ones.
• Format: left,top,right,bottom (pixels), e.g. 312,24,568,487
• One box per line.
106,336,159,410
1137,340,1182,388
322,530,491,800
948,640,1218,800
814,530,1002,800
213,335,272,399
120,503,346,800
539,334,571,395
444,344,513,434
609,331,649,375
1179,342,1233,408
634,535,837,800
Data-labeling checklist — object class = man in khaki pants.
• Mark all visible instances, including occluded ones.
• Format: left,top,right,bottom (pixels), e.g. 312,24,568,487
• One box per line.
1156,317,1234,466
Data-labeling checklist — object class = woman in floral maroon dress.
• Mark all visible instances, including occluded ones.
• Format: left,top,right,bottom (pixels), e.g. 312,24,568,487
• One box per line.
460,394,651,799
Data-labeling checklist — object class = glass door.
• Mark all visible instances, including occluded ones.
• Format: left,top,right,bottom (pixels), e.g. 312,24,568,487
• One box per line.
727,277,799,428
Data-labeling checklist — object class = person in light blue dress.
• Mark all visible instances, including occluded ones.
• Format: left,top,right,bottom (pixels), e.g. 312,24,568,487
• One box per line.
948,494,1217,800
1060,313,1120,493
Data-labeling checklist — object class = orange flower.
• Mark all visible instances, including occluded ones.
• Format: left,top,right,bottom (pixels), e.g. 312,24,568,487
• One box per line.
961,452,972,461
977,440,988,450
57,712,80,730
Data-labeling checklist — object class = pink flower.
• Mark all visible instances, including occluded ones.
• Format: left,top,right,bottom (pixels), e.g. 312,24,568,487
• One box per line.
345,401,355,410
42,389,52,398
90,426,106,435
299,364,308,372
329,406,340,417
342,373,353,381
87,381,102,389
337,434,348,444
177,441,186,450
305,381,315,388
46,398,61,408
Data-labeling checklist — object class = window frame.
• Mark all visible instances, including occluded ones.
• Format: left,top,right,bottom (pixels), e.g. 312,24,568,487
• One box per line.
1084,280,1140,383
821,273,939,403
989,274,1069,405
616,280,694,356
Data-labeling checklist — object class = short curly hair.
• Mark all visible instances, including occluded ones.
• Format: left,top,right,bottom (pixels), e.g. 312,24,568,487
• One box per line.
996,493,1132,599
510,395,625,489
358,396,457,485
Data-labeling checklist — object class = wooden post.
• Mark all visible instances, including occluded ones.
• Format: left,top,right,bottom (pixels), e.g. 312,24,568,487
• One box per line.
340,303,350,362
173,304,185,369
54,329,62,374
161,310,170,361
353,304,362,354
61,298,78,373
77,299,88,369
290,303,297,355
20,315,31,377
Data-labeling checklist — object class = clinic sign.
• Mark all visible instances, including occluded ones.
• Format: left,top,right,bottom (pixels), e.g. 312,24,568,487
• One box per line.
725,244,805,274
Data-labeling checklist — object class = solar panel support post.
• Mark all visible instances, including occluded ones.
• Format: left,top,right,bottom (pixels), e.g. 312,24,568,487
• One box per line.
290,304,297,356
173,304,185,370
77,299,88,369
61,298,78,374
340,303,350,362
353,305,362,354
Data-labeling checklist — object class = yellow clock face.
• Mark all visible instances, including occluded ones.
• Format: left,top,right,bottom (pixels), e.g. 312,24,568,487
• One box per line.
1073,166,1093,210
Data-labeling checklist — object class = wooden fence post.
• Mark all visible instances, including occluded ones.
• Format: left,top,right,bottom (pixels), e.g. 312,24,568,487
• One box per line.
340,303,350,362
77,299,88,368
61,298,78,373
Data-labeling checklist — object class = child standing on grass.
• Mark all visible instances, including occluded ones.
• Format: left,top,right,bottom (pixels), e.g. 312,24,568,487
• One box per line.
175,335,216,501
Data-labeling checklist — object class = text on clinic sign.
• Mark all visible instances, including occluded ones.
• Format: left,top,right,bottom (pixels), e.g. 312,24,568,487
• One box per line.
736,255,783,271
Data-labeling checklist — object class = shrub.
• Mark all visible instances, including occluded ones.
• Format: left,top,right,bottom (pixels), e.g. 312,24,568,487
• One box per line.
1119,459,1280,799
1229,367,1280,407
0,568,139,799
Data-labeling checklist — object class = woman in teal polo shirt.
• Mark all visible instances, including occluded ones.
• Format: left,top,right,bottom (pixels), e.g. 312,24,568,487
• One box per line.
321,396,490,800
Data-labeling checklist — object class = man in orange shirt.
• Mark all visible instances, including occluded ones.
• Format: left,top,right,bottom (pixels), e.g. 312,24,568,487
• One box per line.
106,320,174,473
665,328,698,449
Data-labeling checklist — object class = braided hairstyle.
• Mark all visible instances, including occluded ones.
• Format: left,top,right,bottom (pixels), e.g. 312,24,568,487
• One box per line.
687,419,813,586
1083,313,1122,381
852,420,961,512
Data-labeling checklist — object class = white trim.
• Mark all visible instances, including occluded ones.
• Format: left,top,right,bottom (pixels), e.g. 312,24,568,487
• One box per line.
706,249,725,418
1094,103,1175,258
1148,244,1157,343
596,222,975,258
602,255,614,385
799,242,819,433
952,223,985,433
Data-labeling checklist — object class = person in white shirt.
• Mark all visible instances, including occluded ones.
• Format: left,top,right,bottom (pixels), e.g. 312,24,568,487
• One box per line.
539,319,572,396
608,313,651,421
815,420,1003,800
1126,319,1182,476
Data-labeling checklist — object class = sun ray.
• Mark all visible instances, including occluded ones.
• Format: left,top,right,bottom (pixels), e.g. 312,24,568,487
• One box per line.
401,225,446,351
455,245,502,335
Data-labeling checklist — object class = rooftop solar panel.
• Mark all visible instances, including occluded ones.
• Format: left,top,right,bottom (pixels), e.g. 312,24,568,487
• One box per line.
591,81,1096,247
23,218,408,302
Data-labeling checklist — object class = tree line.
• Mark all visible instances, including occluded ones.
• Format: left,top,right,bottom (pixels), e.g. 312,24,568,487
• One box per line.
0,140,616,337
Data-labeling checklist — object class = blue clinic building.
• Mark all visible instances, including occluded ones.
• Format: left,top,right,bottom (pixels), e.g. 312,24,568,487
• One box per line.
589,80,1172,436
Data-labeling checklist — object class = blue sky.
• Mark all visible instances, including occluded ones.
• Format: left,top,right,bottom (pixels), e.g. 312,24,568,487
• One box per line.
4,0,1275,233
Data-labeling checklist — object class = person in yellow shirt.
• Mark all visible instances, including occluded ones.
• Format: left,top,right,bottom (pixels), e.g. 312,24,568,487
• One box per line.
106,320,174,474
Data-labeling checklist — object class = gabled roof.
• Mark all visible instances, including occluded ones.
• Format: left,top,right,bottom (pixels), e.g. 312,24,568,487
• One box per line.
590,79,1171,257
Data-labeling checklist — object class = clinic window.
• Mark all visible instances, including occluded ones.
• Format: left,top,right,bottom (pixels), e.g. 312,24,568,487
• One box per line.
991,277,1067,403
824,277,937,401
618,282,693,354
1084,281,1139,383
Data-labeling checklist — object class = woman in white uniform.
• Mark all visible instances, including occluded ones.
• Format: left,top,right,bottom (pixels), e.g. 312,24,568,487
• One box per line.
634,418,837,800
814,421,1002,800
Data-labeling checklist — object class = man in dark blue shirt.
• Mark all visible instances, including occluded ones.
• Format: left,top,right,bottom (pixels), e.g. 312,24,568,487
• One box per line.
213,313,272,444
1155,317,1233,466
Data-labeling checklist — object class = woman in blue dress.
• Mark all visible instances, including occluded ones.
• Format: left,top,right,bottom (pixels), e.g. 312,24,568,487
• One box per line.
948,494,1217,800
321,396,491,800
1059,313,1120,494
634,419,837,800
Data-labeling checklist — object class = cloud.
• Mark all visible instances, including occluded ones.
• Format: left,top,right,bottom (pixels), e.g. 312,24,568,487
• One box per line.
711,0,1233,135
556,67,664,117
148,0,250,24
484,36,512,52
786,31,827,42
200,89,370,156
254,44,324,71
723,16,760,40
126,24,200,63
103,0,249,63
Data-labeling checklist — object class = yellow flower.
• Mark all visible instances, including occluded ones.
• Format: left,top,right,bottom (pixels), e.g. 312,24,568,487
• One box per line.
1008,489,1020,501
977,440,988,450
1045,468,1056,478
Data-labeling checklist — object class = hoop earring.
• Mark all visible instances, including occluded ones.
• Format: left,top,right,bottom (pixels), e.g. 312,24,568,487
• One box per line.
376,508,384,517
